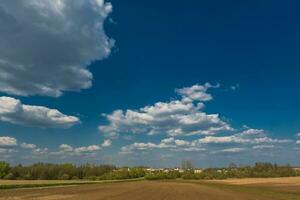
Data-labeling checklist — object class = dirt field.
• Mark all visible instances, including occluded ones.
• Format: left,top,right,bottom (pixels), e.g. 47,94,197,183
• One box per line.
213,176,300,186
0,178,300,200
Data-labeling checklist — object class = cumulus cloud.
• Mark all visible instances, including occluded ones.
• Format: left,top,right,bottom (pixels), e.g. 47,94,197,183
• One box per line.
59,144,73,152
0,138,50,160
0,136,17,146
176,83,219,102
1,137,113,160
74,145,101,153
19,142,49,156
252,145,275,149
100,84,232,138
21,143,37,149
99,84,293,157
120,128,290,154
0,0,113,97
240,129,264,136
32,147,49,155
102,139,112,147
120,137,205,154
0,96,79,128
59,144,101,154
218,148,245,153
296,140,300,144
0,148,17,154
194,129,291,145
55,141,113,156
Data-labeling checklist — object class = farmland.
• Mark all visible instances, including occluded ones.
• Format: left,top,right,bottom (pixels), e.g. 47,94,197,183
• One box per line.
1,177,300,200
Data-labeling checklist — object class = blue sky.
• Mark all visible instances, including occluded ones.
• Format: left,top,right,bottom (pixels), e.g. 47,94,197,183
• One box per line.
0,0,300,167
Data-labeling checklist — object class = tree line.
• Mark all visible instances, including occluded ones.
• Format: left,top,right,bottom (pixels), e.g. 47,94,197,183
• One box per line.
145,162,300,180
0,161,299,180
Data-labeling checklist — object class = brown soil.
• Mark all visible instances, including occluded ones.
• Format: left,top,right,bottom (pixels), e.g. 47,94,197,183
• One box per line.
0,181,288,200
212,177,300,186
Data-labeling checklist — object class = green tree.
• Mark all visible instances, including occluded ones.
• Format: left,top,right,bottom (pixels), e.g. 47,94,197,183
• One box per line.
0,161,10,179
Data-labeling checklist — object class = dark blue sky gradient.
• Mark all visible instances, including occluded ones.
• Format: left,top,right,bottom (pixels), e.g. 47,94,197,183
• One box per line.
1,0,300,166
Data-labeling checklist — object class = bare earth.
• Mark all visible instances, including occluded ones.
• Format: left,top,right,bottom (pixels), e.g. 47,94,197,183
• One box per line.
213,176,300,186
1,177,300,200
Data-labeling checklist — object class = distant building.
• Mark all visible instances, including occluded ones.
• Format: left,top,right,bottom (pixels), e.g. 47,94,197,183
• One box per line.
194,169,203,174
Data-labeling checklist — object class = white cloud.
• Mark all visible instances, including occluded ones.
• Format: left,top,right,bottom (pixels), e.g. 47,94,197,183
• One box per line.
240,129,264,136
74,145,101,153
120,127,290,155
181,147,206,152
0,148,17,154
120,137,204,154
101,84,292,158
0,96,79,128
56,142,111,156
175,83,219,102
121,142,165,154
102,139,112,147
195,129,290,145
20,141,49,156
196,135,237,144
252,145,275,149
59,144,73,152
0,0,113,97
32,147,49,155
21,143,37,149
0,136,17,146
174,139,190,146
296,140,300,144
218,148,245,153
100,84,232,138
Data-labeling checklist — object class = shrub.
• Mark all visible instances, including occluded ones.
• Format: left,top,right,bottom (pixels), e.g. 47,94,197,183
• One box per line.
3,172,15,180
0,161,10,178
60,174,70,180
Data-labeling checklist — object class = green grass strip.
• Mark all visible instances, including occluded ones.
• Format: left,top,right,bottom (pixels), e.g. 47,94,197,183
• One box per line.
0,178,144,190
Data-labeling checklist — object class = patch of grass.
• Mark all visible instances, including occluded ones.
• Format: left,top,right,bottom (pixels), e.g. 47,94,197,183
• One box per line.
0,183,80,190
0,178,144,190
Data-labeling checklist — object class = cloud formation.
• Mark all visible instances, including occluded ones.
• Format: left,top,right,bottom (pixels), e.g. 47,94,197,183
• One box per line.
120,129,290,154
56,144,101,156
99,84,232,138
0,136,17,146
0,0,113,97
120,137,207,154
218,147,245,153
0,96,79,128
98,84,294,158
193,129,290,145
0,136,114,162
20,143,37,149
175,83,219,102
252,145,275,149
102,139,112,147
0,138,47,156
